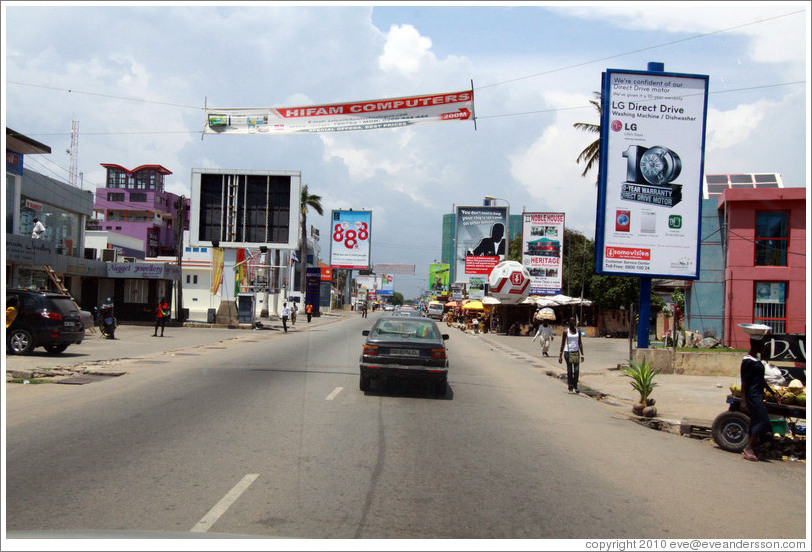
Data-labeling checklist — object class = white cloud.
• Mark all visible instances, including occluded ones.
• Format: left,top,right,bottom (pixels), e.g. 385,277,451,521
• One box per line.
510,92,599,236
706,100,772,150
378,24,435,75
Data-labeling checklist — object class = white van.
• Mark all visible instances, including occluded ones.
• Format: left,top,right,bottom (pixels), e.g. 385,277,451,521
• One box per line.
426,301,445,320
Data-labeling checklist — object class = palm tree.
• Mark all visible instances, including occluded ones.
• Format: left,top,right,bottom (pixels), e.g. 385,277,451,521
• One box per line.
299,184,324,298
573,91,602,184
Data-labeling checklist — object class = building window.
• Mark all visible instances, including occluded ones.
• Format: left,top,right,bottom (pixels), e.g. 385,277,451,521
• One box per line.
754,282,787,334
130,192,147,202
755,211,789,266
107,192,125,202
186,275,199,285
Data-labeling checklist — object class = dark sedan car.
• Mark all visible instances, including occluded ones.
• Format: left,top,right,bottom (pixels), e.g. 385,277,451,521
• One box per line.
6,289,85,355
360,316,449,395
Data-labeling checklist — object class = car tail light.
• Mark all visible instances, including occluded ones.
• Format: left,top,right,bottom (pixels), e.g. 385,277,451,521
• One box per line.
430,348,446,360
363,344,379,356
40,309,63,321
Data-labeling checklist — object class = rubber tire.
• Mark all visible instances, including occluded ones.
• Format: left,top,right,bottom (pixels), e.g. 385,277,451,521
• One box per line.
434,380,447,397
44,344,70,354
712,411,751,452
8,329,35,355
360,375,371,392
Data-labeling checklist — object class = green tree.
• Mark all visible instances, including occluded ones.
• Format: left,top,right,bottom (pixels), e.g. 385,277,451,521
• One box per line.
573,91,602,183
560,229,594,300
391,292,404,306
508,234,522,262
299,184,324,297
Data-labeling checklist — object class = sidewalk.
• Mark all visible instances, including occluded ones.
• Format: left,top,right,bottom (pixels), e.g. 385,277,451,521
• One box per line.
473,330,737,434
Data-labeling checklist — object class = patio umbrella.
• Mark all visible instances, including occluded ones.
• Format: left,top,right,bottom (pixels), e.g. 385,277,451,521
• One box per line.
445,301,458,308
462,301,485,310
481,297,501,305
535,307,556,320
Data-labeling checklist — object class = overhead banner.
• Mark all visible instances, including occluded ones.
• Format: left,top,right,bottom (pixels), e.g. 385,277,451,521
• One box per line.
522,212,564,295
595,68,708,278
455,206,508,285
204,89,474,134
330,210,371,270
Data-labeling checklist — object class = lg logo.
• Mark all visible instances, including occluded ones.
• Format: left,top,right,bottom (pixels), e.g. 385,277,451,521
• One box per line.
611,120,637,132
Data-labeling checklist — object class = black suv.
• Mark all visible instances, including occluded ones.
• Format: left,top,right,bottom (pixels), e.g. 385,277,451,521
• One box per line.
6,289,85,355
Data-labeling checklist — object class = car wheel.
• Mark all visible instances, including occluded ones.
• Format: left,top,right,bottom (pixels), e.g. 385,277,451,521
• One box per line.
44,344,69,354
711,411,750,452
360,375,371,392
433,380,447,397
8,329,35,355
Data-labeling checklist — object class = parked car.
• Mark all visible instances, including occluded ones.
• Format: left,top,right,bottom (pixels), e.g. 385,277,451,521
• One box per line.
359,316,450,395
6,289,85,355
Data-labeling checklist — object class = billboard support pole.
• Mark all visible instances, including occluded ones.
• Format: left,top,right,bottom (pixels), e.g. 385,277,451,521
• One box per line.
635,61,665,350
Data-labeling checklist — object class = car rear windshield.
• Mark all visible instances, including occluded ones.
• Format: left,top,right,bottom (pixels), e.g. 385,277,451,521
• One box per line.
372,320,440,340
45,297,78,315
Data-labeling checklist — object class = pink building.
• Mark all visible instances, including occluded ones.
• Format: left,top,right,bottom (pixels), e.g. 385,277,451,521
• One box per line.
91,164,188,257
719,187,806,349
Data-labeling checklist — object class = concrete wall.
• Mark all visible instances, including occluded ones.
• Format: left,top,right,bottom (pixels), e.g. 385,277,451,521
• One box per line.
632,348,743,377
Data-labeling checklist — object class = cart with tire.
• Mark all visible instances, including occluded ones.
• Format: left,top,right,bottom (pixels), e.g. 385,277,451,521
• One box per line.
712,396,806,455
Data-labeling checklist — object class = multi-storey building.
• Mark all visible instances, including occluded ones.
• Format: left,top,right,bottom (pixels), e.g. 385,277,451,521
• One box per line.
687,173,806,348
91,163,188,258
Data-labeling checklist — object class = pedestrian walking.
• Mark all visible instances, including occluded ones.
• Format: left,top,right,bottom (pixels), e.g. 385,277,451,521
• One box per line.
739,325,771,461
558,317,584,393
153,297,169,337
281,302,291,333
361,302,368,318
31,217,46,239
291,303,297,325
305,303,313,323
532,319,554,357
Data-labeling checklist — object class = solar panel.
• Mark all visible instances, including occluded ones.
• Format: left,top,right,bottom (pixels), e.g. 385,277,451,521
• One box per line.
703,173,783,199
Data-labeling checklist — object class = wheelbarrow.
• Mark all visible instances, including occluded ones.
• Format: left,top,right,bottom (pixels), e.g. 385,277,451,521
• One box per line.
711,396,806,453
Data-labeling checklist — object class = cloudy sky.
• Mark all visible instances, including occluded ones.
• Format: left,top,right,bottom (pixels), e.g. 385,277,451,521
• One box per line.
3,2,808,298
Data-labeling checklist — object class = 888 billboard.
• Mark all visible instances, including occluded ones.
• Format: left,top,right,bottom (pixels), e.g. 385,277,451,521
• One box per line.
330,210,372,269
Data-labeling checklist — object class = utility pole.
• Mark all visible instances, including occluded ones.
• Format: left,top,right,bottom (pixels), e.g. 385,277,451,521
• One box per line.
175,196,186,323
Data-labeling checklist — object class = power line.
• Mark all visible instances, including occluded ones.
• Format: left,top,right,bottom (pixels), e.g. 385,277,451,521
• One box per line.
475,9,806,90
5,81,203,110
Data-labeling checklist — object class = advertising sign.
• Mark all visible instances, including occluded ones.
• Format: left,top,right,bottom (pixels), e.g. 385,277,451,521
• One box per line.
204,90,473,135
378,274,394,297
455,206,508,285
189,168,300,249
330,210,371,270
595,68,709,278
429,263,450,291
521,212,564,295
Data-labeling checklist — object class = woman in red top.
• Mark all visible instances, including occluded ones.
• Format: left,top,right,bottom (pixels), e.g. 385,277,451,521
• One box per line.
153,297,169,337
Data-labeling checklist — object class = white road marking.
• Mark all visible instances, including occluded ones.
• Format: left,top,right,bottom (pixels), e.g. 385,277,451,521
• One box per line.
326,387,343,401
190,473,259,533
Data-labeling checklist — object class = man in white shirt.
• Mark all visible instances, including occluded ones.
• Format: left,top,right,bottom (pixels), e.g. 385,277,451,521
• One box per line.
281,303,291,333
31,218,46,239
532,319,554,356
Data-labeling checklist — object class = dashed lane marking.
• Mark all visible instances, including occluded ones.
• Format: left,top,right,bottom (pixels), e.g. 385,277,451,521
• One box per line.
190,473,259,533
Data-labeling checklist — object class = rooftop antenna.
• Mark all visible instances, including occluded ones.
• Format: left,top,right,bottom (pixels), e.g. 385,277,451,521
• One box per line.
67,120,79,188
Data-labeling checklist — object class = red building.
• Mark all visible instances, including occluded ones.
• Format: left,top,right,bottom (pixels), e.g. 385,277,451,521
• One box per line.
719,187,806,349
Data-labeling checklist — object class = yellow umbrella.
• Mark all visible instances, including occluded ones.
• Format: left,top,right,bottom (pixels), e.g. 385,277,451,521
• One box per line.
462,301,484,310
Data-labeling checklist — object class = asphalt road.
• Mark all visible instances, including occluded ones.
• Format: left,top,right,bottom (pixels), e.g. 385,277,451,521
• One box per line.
4,312,807,541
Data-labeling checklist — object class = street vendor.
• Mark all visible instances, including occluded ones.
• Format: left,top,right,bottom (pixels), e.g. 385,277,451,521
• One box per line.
739,324,771,462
